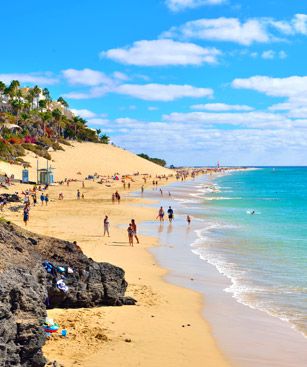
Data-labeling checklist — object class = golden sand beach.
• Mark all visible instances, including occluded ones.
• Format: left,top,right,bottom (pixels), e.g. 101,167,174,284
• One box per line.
1,143,230,367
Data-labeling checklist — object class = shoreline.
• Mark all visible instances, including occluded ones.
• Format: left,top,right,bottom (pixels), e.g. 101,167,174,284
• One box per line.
139,174,307,367
2,174,231,367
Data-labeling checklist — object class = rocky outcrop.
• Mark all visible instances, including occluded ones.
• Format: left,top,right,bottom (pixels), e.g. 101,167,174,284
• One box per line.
0,221,136,367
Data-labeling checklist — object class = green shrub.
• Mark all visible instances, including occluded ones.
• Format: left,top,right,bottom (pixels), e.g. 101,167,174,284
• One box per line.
22,143,51,160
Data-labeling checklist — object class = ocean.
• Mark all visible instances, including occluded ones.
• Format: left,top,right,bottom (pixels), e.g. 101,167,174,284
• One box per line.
137,168,307,366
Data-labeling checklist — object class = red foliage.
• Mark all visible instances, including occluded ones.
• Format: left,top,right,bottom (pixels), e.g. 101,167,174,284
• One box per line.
8,137,23,145
24,136,36,143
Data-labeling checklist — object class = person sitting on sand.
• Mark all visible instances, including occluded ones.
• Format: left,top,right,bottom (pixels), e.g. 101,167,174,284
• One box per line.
157,206,165,222
131,219,139,244
103,215,110,237
167,206,174,223
127,224,134,246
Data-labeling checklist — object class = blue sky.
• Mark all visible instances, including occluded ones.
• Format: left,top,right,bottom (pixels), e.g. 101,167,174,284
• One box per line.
1,0,307,166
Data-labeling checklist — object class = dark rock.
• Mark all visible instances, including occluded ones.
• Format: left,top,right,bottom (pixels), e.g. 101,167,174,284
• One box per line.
28,238,38,246
0,221,137,367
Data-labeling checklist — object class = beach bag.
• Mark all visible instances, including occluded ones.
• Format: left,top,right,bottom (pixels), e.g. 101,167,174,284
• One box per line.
43,261,55,274
56,279,69,293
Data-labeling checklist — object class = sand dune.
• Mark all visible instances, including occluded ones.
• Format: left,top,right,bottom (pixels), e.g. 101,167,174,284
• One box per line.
0,142,171,182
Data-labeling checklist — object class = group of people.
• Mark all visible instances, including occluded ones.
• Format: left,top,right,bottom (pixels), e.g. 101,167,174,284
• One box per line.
127,219,139,246
157,206,174,222
157,206,191,225
21,186,50,226
103,215,139,247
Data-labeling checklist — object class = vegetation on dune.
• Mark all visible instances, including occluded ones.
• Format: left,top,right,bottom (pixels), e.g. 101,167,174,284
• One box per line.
137,153,167,167
0,80,110,164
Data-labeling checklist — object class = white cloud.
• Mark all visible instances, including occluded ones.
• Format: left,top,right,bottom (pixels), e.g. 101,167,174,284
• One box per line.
87,118,110,126
115,83,213,101
64,82,213,102
62,68,114,87
108,116,307,166
70,108,97,119
0,73,58,85
164,18,270,45
260,50,287,59
279,50,287,59
232,75,307,119
261,50,275,59
112,71,129,81
191,103,254,111
102,39,221,66
232,76,307,98
163,111,292,128
293,14,307,34
163,14,307,45
165,0,225,12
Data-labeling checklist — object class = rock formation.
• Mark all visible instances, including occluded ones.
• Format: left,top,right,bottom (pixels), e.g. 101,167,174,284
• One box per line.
0,220,136,367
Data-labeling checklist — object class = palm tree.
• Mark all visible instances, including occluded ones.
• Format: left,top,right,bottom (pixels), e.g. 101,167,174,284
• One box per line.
4,80,20,101
99,134,110,144
41,111,52,136
57,97,69,115
11,99,24,116
52,108,63,137
38,99,47,111
42,88,52,109
32,85,41,109
0,81,6,102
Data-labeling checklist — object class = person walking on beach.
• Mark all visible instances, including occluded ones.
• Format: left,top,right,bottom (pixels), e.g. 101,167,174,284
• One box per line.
131,219,140,244
187,215,191,225
77,189,81,200
44,194,49,206
103,215,110,237
157,206,165,222
23,204,30,226
167,206,174,223
127,223,134,246
32,193,37,206
160,188,163,196
141,186,144,194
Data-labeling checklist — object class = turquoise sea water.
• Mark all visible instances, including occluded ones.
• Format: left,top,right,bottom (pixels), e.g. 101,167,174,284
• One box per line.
191,168,307,336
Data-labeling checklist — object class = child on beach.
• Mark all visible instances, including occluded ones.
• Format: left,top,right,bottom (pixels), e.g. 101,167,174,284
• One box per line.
127,224,134,246
131,219,139,244
44,194,49,206
103,215,110,237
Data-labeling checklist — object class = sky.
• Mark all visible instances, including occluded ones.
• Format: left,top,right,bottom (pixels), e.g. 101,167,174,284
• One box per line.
1,0,307,166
